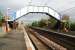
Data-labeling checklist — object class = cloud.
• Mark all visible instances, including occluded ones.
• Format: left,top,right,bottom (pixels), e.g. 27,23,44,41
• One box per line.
0,0,75,15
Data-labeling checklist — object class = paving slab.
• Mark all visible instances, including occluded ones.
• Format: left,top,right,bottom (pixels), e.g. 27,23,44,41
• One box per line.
0,30,26,50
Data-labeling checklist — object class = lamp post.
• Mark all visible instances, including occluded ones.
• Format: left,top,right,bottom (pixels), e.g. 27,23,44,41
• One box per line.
5,8,10,32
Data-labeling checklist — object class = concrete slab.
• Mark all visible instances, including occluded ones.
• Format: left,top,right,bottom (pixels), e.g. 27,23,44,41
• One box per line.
0,30,26,50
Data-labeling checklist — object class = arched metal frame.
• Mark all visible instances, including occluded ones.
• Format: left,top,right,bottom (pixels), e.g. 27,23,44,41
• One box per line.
16,5,61,20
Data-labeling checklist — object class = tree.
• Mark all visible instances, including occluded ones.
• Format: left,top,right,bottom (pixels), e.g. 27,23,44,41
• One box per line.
0,11,4,26
31,19,47,27
38,19,47,27
62,15,70,31
70,23,75,31
48,17,57,29
31,21,39,27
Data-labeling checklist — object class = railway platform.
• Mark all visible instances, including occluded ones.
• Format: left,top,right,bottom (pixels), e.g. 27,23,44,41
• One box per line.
0,30,26,50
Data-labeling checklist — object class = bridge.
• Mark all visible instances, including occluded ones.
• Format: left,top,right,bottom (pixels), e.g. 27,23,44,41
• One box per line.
1,5,75,50
16,5,61,20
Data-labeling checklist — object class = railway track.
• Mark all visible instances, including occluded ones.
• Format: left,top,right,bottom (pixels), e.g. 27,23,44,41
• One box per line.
25,27,67,50
29,27,75,50
26,28,52,50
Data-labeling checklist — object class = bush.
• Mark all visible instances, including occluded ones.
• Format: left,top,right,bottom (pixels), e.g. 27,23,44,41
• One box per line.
64,21,69,29
48,17,57,29
70,23,75,31
38,20,47,27
31,21,39,27
0,11,4,26
31,19,47,27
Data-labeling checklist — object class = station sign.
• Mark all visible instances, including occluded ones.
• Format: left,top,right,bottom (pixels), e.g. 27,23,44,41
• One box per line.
7,8,16,21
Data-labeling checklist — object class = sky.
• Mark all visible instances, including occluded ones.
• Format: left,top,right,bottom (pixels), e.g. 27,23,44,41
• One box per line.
0,0,75,22
0,0,75,12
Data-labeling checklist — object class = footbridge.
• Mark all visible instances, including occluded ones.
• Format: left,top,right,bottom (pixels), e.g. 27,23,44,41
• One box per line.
16,5,61,20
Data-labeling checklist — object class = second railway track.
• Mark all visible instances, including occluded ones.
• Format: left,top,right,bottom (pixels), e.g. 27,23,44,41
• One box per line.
25,27,67,50
26,28,52,50
29,27,75,50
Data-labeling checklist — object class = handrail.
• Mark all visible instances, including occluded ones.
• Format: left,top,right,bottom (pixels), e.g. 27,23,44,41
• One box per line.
16,6,61,20
15,12,61,22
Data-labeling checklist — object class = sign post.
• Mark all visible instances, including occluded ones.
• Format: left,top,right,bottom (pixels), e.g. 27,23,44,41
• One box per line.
5,8,16,32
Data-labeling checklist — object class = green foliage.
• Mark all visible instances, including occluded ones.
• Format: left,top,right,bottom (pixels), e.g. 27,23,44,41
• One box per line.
0,11,3,20
64,21,69,29
63,21,75,31
31,21,39,27
70,23,75,31
48,17,57,28
31,19,47,27
31,18,58,28
38,19,47,27
0,11,4,26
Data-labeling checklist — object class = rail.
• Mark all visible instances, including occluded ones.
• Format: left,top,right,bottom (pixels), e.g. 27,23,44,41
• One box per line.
30,26,75,50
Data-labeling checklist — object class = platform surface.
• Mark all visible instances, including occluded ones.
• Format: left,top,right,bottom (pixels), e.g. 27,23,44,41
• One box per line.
0,30,26,50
